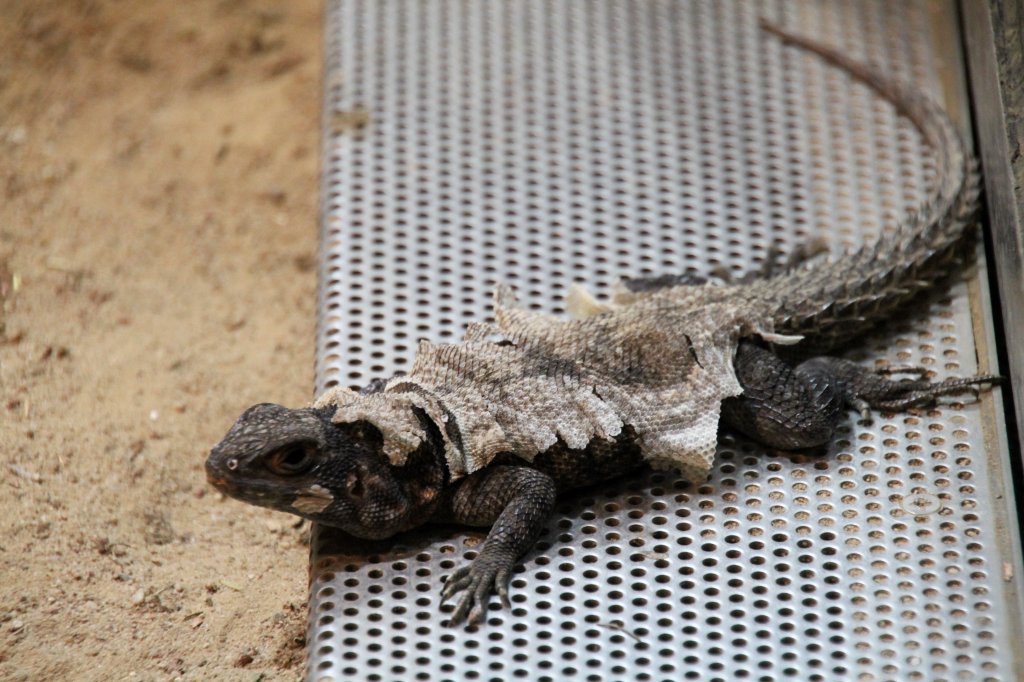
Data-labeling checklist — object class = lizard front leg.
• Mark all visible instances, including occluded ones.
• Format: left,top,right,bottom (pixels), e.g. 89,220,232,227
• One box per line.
723,341,999,451
436,465,556,625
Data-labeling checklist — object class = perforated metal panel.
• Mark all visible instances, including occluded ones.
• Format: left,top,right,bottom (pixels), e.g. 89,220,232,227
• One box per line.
310,1,1024,680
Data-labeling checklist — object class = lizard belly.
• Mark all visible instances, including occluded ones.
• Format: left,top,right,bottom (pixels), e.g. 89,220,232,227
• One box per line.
528,428,647,492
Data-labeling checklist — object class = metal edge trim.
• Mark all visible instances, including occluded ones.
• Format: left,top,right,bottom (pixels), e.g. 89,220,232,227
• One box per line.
307,0,336,677
960,1,1024,678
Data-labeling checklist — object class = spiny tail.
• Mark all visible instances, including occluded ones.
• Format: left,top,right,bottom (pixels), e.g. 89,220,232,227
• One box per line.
757,21,982,352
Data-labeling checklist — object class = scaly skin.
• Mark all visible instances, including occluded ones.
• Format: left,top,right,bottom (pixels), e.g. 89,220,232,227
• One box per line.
756,22,982,352
206,25,1000,625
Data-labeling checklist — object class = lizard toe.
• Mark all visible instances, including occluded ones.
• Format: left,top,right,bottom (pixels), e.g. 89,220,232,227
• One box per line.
443,554,514,626
446,569,491,625
870,374,1000,411
875,365,932,378
440,566,473,604
495,566,512,609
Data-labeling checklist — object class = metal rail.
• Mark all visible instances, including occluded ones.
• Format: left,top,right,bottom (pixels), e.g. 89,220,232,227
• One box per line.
309,1,1024,680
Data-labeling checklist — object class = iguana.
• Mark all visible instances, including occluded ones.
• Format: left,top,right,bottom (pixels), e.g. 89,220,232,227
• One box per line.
206,23,999,625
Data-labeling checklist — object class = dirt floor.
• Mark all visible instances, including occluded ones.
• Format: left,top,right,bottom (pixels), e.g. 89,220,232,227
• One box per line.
0,1,324,679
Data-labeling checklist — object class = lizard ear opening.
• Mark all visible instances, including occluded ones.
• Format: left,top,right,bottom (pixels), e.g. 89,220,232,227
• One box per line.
344,470,366,502
323,392,431,466
336,420,384,450
265,441,319,476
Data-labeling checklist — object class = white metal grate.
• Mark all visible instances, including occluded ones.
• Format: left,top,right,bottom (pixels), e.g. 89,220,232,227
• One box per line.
310,1,1023,680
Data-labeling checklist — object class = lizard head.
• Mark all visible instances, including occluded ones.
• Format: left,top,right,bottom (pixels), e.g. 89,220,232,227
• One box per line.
206,403,447,539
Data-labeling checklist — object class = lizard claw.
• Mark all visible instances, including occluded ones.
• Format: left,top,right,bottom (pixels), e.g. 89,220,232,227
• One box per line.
876,365,931,378
849,397,871,420
440,566,472,602
442,555,513,626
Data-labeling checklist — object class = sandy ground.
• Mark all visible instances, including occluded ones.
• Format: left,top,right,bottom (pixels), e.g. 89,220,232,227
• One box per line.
0,1,324,679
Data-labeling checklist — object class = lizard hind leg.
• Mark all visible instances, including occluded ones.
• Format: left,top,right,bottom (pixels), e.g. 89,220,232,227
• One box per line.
722,341,1000,453
721,341,849,452
622,238,830,294
738,236,831,283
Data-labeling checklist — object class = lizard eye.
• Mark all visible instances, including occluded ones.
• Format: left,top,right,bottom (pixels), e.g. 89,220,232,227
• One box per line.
265,443,317,476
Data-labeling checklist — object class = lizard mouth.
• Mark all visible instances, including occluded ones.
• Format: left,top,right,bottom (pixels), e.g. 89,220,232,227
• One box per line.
205,457,289,508
205,458,231,490
205,459,254,498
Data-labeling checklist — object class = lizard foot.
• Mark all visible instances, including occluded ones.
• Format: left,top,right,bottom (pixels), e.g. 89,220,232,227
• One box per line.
437,465,554,626
441,551,513,626
850,373,1000,416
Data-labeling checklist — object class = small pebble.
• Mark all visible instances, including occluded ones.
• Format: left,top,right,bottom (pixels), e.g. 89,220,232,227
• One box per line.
130,589,146,605
7,127,27,145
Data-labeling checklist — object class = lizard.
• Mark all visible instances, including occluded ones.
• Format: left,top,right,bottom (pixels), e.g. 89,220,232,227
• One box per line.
205,22,999,625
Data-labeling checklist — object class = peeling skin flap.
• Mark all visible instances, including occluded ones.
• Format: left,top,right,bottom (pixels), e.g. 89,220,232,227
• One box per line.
318,283,775,482
314,387,427,465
